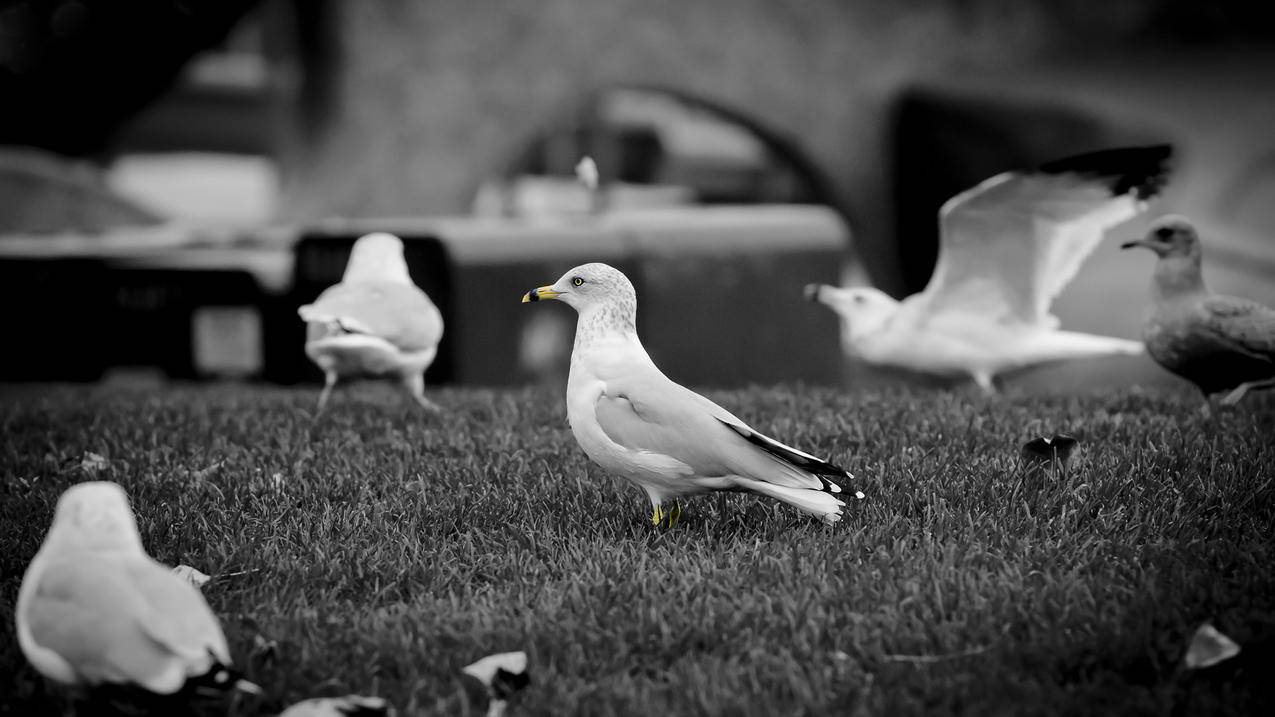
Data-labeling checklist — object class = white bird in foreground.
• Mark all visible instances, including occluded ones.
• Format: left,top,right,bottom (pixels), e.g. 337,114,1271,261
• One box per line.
807,145,1172,392
523,263,856,526
298,232,444,412
15,482,257,698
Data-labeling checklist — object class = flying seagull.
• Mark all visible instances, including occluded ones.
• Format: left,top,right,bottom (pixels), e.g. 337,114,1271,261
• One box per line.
1122,215,1275,405
523,263,857,526
298,232,445,412
15,482,258,700
807,145,1172,392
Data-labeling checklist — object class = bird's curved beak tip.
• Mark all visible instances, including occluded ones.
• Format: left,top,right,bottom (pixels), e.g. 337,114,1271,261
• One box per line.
522,287,559,303
803,283,823,302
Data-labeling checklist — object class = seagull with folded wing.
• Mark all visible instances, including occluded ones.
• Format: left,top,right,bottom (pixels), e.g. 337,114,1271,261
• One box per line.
15,482,258,704
1121,215,1275,405
523,263,858,527
807,145,1172,392
298,232,444,412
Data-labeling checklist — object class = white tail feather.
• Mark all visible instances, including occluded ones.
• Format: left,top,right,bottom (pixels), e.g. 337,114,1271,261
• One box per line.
737,479,845,524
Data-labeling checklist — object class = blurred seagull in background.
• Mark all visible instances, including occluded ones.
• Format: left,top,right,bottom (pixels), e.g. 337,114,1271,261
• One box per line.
298,232,445,412
15,482,257,701
523,263,856,526
807,145,1172,392
1122,215,1275,405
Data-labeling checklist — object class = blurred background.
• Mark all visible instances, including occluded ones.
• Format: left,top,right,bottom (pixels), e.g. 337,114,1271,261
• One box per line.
1,0,1273,391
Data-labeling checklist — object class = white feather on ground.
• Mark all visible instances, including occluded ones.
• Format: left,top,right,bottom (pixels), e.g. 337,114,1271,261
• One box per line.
523,263,856,525
15,482,255,696
807,145,1172,392
298,232,444,411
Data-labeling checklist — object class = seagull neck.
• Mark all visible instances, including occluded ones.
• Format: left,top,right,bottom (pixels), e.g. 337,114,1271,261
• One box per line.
573,301,638,352
1152,254,1207,302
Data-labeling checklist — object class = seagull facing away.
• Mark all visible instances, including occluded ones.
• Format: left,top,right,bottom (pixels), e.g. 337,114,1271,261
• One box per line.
1121,215,1275,405
298,232,444,412
523,263,855,526
15,482,257,699
807,145,1172,392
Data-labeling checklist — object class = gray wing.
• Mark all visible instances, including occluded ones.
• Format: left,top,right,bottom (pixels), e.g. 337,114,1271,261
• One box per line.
1200,295,1275,361
299,282,443,351
594,374,847,492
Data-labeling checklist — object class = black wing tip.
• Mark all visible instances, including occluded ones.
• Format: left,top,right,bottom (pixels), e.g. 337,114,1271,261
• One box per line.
1035,144,1173,200
719,418,853,492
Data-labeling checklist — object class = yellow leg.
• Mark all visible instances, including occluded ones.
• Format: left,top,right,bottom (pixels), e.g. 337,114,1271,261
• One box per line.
650,501,683,528
651,504,664,526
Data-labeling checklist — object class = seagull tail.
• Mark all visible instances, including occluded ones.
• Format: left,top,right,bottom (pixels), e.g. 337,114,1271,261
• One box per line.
1021,331,1145,364
737,479,845,524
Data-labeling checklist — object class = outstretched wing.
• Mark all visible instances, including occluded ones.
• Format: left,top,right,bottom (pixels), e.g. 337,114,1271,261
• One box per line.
920,145,1172,328
299,282,444,352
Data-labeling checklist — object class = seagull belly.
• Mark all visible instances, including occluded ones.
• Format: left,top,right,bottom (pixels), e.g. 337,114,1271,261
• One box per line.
305,334,435,377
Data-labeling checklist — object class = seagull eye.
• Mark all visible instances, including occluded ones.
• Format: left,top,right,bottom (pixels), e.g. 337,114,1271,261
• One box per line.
572,277,585,287
1155,227,1174,240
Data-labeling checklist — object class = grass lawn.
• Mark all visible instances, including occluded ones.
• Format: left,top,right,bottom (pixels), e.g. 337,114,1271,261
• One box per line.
1,382,1273,716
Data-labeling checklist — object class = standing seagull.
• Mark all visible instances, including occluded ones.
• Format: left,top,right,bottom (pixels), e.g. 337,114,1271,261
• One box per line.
15,482,257,701
807,145,1172,392
298,232,444,412
1122,215,1275,405
523,263,855,526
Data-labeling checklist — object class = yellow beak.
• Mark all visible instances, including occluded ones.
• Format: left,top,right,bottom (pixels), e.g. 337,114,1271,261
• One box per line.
521,286,560,303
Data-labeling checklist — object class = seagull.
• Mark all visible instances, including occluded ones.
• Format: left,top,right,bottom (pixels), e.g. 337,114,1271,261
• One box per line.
1121,215,1275,405
298,232,444,412
15,482,258,699
807,145,1172,392
523,263,856,526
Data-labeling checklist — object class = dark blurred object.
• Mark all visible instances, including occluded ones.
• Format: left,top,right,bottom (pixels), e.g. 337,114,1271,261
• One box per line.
0,147,162,232
890,87,1162,296
0,257,110,379
505,87,835,207
1021,434,1080,469
0,0,264,157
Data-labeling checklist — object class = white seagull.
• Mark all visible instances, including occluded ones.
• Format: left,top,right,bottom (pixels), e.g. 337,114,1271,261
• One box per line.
15,482,257,698
298,232,445,411
807,145,1172,392
523,263,856,526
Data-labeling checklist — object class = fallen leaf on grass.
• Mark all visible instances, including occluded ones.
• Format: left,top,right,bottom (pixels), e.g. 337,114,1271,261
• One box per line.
1184,623,1240,669
1021,434,1079,467
278,695,393,717
171,565,211,588
80,452,109,473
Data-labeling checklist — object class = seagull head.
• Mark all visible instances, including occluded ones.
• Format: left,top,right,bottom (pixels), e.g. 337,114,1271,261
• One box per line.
44,481,143,554
804,284,899,342
1121,215,1200,260
343,232,413,285
522,263,635,315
